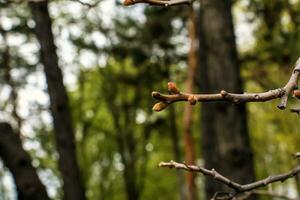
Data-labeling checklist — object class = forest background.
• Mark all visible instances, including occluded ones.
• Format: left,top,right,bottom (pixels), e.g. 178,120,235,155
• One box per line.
0,0,300,200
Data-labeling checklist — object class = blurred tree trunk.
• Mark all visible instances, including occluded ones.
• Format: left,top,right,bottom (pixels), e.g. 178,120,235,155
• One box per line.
0,123,50,200
183,6,198,200
198,0,255,198
29,1,85,200
169,107,186,200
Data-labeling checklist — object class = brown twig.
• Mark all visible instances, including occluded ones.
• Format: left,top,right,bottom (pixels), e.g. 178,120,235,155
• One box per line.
123,0,193,6
238,190,300,200
152,58,300,112
158,160,300,200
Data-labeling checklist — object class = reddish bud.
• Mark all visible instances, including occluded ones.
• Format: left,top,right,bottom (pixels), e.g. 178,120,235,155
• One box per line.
152,102,168,112
123,0,135,6
293,90,300,99
167,82,180,94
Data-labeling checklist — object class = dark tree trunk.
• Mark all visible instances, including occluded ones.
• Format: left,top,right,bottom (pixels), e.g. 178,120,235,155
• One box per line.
29,2,85,200
0,123,50,200
198,0,255,198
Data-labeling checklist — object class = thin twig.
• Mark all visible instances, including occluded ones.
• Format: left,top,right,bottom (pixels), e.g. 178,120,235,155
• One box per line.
123,0,193,6
152,58,300,112
238,190,300,200
70,0,100,8
159,160,300,200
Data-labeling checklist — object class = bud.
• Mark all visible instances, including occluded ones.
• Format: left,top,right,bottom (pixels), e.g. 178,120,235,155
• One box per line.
167,82,180,94
293,90,300,99
188,95,197,105
152,102,168,112
220,90,227,97
123,0,134,6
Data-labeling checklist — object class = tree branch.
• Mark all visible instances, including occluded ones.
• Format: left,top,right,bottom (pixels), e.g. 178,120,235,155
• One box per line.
152,58,300,112
158,160,300,200
123,0,193,6
239,190,300,200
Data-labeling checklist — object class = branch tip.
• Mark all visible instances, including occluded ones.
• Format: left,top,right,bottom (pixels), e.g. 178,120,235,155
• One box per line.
152,102,168,112
152,91,160,98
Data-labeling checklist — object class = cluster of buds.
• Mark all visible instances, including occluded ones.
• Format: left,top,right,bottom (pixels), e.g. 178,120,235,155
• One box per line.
152,82,197,112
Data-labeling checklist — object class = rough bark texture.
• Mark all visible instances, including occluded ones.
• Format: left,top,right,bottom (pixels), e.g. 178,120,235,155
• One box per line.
29,2,86,200
0,123,50,200
183,7,197,200
198,0,255,198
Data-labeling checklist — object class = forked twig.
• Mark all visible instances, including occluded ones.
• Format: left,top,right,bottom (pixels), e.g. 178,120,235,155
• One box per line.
159,160,300,200
152,58,300,113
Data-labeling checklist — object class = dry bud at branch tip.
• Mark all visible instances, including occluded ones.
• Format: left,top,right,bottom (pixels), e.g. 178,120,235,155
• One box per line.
167,82,180,94
152,102,168,112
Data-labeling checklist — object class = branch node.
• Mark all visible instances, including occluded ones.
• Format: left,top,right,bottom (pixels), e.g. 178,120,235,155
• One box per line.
220,90,228,97
188,95,197,105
